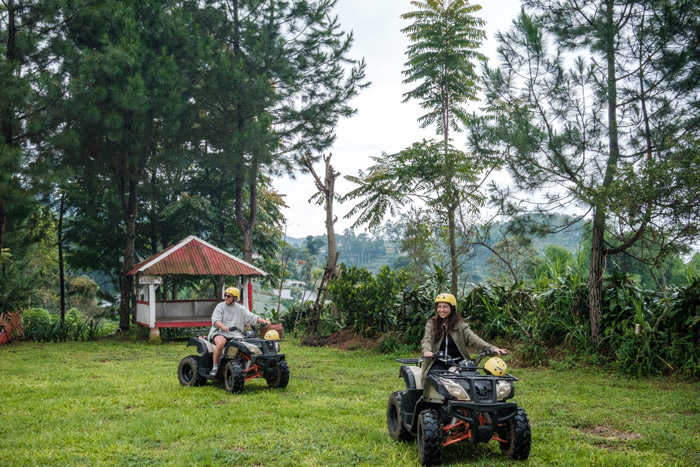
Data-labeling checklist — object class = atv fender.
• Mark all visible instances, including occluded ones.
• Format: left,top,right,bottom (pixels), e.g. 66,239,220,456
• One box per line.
187,337,215,356
399,365,423,390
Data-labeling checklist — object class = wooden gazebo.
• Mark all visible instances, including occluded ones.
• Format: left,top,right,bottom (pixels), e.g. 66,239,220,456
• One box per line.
127,235,267,341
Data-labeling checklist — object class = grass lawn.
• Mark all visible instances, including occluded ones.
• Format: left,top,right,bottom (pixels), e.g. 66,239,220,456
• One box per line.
1,338,698,466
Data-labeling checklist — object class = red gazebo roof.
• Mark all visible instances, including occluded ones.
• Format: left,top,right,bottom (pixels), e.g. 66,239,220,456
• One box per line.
126,235,267,277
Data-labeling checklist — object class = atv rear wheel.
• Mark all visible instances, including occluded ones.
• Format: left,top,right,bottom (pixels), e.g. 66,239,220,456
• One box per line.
387,391,414,442
417,409,442,466
498,406,531,460
224,360,245,394
266,360,290,388
178,355,206,387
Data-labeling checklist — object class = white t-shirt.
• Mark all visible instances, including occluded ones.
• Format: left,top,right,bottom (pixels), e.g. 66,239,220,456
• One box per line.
207,301,260,340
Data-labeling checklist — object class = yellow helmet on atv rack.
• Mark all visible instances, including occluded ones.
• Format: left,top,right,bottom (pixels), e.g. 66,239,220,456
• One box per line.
434,293,457,308
264,329,280,340
224,287,240,299
484,357,507,376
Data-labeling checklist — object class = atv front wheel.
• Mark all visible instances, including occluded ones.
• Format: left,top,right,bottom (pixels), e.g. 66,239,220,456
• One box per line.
498,406,531,460
224,360,245,394
387,391,414,442
178,355,206,387
417,409,442,466
266,360,290,388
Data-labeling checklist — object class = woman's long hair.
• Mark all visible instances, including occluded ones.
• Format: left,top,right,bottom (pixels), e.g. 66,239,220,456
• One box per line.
431,304,464,344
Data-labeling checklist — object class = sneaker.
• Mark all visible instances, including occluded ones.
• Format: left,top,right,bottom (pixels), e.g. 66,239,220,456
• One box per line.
208,367,218,377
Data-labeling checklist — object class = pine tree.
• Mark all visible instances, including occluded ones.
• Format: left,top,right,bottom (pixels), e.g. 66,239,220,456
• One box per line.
59,0,197,330
196,0,367,263
472,0,700,343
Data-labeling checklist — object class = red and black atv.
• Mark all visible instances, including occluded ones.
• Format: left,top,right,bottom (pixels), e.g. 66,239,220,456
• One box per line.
387,350,531,466
177,326,289,394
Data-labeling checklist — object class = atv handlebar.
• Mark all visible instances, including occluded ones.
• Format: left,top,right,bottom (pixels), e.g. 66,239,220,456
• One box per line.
424,349,496,367
426,351,461,366
474,349,496,366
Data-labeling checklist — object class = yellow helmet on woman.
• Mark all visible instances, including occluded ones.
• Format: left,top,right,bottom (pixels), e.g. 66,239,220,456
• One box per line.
434,293,457,308
484,357,507,376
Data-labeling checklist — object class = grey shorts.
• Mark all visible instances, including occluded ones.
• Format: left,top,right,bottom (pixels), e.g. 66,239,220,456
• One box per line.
209,330,242,342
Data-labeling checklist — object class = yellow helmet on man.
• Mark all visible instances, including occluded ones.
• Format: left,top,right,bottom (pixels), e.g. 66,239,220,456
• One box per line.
224,287,240,299
434,293,457,308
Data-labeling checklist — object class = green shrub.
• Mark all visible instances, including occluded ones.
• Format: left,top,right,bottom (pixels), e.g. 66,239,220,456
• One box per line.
279,300,313,335
22,307,113,342
327,264,409,337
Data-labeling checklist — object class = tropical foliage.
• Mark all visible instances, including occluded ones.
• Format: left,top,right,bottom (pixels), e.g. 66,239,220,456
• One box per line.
21,307,115,342
287,258,700,377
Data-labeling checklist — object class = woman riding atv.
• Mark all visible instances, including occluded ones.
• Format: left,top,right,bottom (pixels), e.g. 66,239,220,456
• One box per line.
421,293,507,387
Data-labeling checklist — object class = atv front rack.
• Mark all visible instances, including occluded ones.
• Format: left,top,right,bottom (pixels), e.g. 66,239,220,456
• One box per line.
445,400,518,444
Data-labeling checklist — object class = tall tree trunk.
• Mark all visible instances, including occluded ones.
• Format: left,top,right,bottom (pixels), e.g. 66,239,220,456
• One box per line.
148,168,158,254
58,191,66,322
301,152,340,339
1,1,16,254
230,0,256,263
589,207,606,344
0,203,6,255
588,0,621,345
235,156,258,264
323,155,339,279
448,205,458,296
118,178,138,331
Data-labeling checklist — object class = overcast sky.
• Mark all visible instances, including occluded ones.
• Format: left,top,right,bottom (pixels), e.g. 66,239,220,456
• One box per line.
274,0,523,239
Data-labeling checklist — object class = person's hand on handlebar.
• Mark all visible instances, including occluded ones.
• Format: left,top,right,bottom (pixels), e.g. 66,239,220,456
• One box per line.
423,351,433,358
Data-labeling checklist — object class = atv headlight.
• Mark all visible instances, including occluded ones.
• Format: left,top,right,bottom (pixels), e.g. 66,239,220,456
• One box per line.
439,377,470,401
496,380,513,401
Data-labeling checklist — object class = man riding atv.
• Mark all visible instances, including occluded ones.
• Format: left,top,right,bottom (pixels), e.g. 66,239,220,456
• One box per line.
208,286,270,377
177,287,288,393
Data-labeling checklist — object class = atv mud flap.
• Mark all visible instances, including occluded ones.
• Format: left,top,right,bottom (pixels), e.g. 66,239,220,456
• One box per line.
446,400,518,443
400,389,420,429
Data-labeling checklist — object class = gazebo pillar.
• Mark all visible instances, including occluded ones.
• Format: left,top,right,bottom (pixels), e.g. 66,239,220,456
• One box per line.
242,276,250,310
138,276,162,344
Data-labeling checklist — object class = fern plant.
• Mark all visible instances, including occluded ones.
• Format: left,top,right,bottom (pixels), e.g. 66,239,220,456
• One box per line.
0,310,25,342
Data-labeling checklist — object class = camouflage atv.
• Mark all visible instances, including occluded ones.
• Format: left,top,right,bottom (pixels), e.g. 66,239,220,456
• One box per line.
177,326,289,393
387,350,530,465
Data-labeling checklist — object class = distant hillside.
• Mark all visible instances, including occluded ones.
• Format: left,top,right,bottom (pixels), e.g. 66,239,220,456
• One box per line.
287,215,586,280
285,236,307,247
